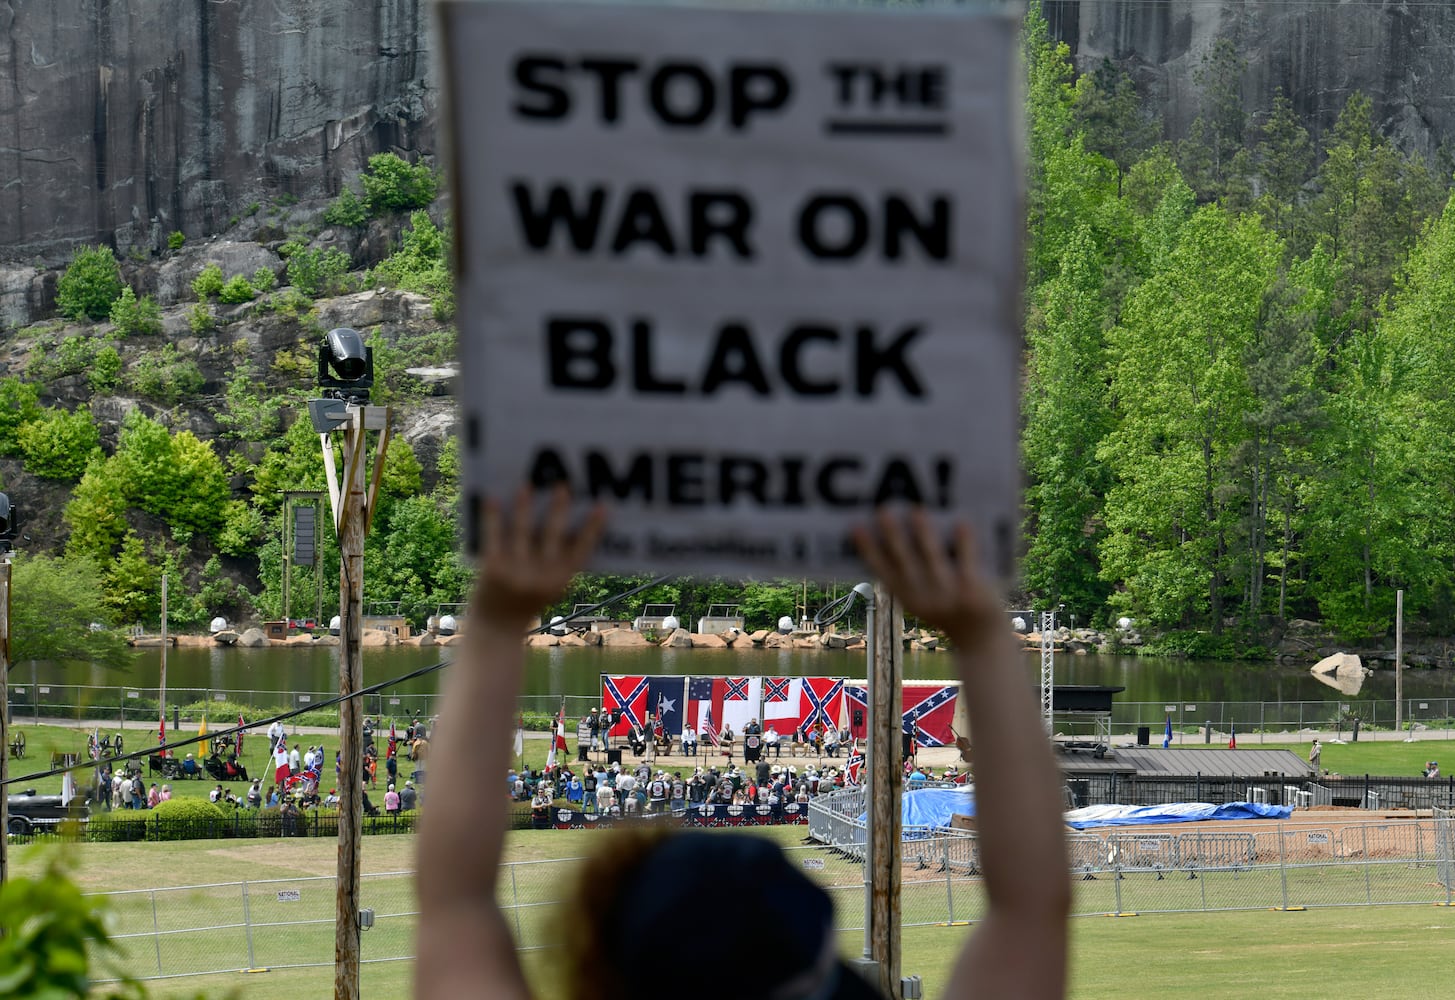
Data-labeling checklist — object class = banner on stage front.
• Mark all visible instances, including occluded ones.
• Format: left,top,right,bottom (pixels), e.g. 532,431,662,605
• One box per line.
443,0,1023,577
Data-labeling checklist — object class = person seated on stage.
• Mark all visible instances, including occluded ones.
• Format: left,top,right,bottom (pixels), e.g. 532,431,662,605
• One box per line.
681,724,698,756
627,724,647,757
823,724,841,756
811,722,825,755
763,725,781,757
417,489,1071,1000
720,724,735,759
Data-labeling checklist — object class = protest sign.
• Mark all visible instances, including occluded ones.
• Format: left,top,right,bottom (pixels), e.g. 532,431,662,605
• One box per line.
441,0,1022,577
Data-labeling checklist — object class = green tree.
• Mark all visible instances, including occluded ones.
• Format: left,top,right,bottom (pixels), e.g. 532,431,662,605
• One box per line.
0,376,43,455
1178,38,1247,203
1072,59,1160,186
9,553,131,668
111,411,231,540
371,211,453,318
108,286,164,336
361,152,439,213
56,245,124,320
1255,90,1313,236
192,263,225,301
63,456,130,561
16,405,101,480
1099,206,1282,628
105,531,165,624
1021,225,1113,614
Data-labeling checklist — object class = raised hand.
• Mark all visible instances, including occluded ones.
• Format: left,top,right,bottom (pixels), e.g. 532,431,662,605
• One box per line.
477,485,606,625
852,507,1002,648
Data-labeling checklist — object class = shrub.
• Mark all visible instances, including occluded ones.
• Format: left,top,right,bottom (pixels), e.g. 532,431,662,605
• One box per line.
371,211,453,318
361,152,438,214
17,405,101,479
168,230,186,251
187,302,215,334
88,345,123,392
56,245,124,320
218,275,258,304
0,377,43,455
108,287,164,337
87,810,149,842
192,263,225,301
252,266,277,293
152,797,228,821
127,344,205,405
323,187,368,228
286,246,353,297
28,333,105,382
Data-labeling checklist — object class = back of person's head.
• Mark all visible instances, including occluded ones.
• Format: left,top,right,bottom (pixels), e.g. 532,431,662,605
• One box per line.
555,829,882,1000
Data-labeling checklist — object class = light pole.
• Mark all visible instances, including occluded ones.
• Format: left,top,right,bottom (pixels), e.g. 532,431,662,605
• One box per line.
309,330,392,1000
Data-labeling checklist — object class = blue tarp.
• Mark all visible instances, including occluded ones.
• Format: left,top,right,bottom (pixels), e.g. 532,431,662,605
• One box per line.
859,791,1292,832
1063,802,1292,830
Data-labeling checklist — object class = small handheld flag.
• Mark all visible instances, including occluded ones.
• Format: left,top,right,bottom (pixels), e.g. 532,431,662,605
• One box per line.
1162,714,1172,749
1228,722,1237,750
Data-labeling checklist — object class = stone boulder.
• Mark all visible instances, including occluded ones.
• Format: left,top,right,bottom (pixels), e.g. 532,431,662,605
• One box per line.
690,633,726,648
749,629,770,645
762,632,791,649
557,632,588,647
237,628,269,648
527,633,559,647
156,242,283,305
361,630,398,646
660,627,693,648
600,628,648,647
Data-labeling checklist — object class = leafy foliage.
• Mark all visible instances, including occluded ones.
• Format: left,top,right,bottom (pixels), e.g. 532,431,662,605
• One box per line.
0,850,146,999
56,245,124,320
370,210,453,318
17,405,101,480
191,262,225,301
127,344,205,405
0,376,43,455
361,152,439,213
323,186,368,227
8,553,131,667
108,287,164,336
218,274,258,304
285,245,353,297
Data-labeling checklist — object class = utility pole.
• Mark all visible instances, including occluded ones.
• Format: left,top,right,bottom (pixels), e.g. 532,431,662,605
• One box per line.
310,327,390,1000
0,556,11,884
1395,589,1404,736
160,574,168,753
868,583,902,999
319,402,391,1000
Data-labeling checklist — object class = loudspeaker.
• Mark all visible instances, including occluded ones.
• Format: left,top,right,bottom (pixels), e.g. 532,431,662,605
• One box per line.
606,748,622,766
901,733,912,759
1136,726,1150,746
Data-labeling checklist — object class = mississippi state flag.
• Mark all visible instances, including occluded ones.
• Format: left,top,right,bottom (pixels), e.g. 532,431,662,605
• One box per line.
762,677,803,729
602,675,650,735
273,737,291,786
685,677,761,733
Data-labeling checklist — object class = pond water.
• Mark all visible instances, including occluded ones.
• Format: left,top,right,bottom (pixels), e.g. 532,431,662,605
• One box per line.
24,641,1455,712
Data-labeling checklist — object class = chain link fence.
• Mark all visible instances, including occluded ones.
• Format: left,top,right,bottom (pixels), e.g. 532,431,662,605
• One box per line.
90,811,1455,984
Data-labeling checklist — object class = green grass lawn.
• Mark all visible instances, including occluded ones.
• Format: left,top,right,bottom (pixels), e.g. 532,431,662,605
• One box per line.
11,827,1455,999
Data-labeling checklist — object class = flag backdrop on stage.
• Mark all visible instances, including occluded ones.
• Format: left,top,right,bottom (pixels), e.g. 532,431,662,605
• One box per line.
844,682,960,746
761,677,803,728
601,675,650,735
646,676,688,736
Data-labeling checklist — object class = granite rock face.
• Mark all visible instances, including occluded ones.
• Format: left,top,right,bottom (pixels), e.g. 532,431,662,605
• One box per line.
0,0,434,263
1051,0,1455,158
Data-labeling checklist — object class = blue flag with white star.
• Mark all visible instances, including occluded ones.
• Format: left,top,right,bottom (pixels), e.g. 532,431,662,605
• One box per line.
646,676,687,737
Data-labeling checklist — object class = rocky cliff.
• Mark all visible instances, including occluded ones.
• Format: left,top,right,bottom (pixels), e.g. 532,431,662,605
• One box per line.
6,1,1455,265
0,0,433,263
1047,0,1455,158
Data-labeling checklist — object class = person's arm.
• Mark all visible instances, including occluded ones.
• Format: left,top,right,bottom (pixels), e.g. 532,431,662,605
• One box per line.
855,509,1070,1000
415,488,604,1000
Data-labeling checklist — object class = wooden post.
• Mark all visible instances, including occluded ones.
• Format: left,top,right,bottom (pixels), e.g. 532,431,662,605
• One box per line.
0,557,11,884
282,494,292,627
334,411,366,1000
160,574,168,753
1395,589,1404,735
869,583,901,1000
